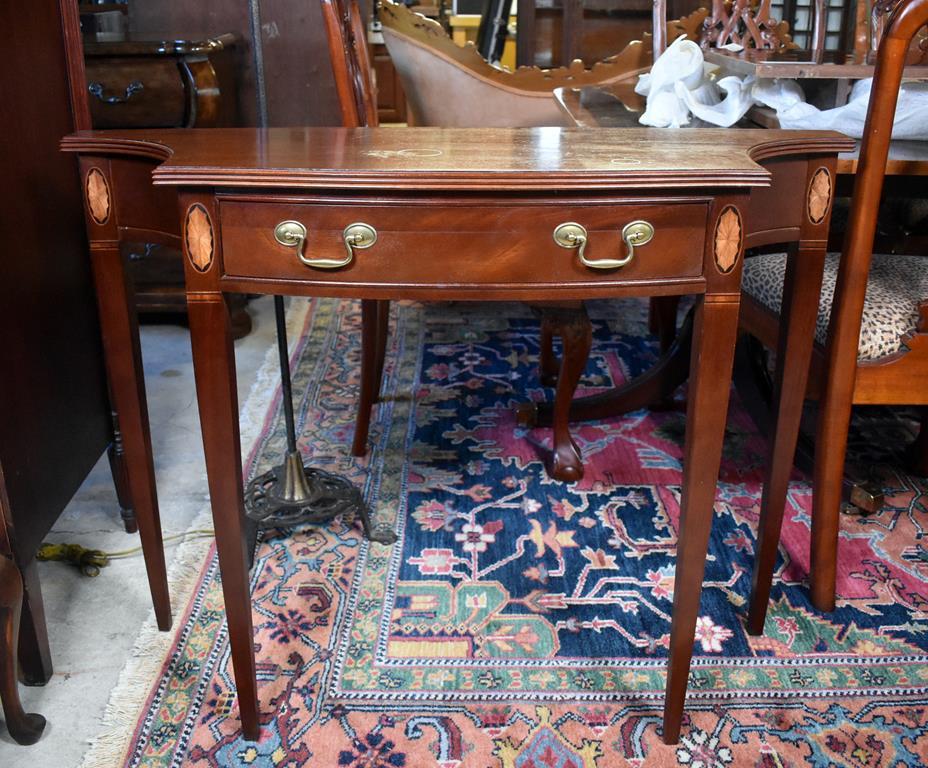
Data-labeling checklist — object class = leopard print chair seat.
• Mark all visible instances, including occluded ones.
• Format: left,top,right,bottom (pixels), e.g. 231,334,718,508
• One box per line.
741,252,928,362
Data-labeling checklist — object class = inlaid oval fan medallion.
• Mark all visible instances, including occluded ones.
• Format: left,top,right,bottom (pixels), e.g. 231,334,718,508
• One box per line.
714,206,742,274
807,167,832,225
85,168,110,225
185,204,214,272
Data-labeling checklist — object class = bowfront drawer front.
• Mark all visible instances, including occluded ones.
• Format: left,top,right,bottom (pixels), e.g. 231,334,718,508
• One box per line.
217,198,709,295
85,57,186,128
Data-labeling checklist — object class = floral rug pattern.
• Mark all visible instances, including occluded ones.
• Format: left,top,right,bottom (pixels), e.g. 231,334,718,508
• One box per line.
115,298,928,767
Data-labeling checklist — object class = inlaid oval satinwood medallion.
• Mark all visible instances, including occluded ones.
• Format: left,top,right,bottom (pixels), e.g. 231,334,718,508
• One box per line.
185,204,214,272
714,205,742,274
85,168,110,225
807,167,832,225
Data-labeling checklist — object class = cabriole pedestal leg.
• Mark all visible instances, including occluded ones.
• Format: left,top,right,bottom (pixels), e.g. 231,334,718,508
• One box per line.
0,555,46,745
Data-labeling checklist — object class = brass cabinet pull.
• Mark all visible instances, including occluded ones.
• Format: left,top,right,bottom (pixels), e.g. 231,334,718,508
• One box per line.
88,80,144,104
553,220,654,270
274,220,377,270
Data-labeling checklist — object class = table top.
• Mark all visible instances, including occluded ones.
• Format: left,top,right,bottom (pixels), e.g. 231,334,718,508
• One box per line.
704,48,928,80
82,33,238,56
61,127,851,192
554,84,928,177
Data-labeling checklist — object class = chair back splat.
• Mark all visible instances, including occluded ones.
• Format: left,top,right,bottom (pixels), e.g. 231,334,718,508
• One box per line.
320,0,379,128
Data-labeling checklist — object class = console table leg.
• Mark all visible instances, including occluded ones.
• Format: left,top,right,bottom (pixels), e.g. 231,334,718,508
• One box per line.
663,295,739,744
748,246,827,634
90,244,171,631
187,293,260,741
373,300,390,397
0,556,46,745
352,299,387,457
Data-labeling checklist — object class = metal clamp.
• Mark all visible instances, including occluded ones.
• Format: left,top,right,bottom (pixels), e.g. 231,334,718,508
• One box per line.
553,220,654,270
274,221,376,270
88,80,144,104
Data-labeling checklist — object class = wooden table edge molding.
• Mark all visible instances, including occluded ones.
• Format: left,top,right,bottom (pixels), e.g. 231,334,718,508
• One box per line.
62,126,853,746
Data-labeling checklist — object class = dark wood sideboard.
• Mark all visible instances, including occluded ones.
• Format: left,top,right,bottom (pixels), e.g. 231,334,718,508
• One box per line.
0,0,169,745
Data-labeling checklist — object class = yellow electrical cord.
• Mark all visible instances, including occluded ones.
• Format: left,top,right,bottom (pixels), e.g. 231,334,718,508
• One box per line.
37,529,215,577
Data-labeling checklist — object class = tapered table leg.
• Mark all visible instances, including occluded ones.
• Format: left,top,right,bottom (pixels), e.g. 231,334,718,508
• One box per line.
187,293,260,740
663,295,740,744
748,247,827,633
353,299,383,457
90,244,171,631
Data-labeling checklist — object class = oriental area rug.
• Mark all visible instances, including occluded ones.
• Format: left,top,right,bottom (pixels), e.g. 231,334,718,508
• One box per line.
82,298,928,768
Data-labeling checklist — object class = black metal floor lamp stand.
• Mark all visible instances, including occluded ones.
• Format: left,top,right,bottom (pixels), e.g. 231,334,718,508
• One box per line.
243,296,396,544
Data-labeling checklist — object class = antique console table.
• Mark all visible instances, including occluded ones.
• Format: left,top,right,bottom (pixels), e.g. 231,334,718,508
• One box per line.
62,126,851,744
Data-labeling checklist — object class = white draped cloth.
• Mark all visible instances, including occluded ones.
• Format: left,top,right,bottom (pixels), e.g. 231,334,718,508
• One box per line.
636,36,928,139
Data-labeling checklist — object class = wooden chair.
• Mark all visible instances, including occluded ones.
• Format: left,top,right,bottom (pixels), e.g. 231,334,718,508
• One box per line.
319,0,390,462
380,0,707,128
321,0,595,481
515,0,711,69
745,0,928,626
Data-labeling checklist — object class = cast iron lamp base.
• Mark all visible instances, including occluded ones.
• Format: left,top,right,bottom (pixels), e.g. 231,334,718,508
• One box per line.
244,450,397,544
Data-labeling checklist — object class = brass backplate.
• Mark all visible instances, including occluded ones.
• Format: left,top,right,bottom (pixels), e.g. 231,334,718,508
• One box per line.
553,222,587,248
344,222,377,248
274,220,306,246
622,220,654,247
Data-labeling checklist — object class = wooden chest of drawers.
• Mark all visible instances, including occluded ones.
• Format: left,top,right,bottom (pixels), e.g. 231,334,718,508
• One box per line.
83,34,239,129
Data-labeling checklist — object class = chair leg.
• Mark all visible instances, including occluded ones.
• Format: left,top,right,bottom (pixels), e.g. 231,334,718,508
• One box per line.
650,295,681,353
0,556,46,745
546,305,592,482
16,560,52,686
352,300,389,457
810,401,853,611
538,316,560,386
908,409,928,477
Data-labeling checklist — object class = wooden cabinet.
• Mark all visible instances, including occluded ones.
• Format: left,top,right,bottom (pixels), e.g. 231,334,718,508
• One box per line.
83,34,239,128
372,40,407,123
0,0,117,744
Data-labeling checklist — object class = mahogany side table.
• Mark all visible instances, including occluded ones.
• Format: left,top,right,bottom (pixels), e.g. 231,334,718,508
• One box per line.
63,126,852,744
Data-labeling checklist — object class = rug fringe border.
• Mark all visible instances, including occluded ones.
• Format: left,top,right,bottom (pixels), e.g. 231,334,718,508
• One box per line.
76,299,312,768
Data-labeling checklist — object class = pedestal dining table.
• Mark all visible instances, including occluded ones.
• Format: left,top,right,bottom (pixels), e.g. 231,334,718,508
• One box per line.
62,126,852,744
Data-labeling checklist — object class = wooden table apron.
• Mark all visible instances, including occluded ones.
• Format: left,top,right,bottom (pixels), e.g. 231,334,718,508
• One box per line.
62,127,851,745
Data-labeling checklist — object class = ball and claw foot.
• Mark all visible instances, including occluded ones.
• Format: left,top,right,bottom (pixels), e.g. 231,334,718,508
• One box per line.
549,440,584,482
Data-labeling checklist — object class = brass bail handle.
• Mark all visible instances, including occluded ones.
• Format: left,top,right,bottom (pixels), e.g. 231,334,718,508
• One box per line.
274,220,377,269
553,220,654,270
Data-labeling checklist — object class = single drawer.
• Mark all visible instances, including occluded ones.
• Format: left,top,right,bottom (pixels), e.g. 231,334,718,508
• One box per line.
218,197,709,291
85,57,186,128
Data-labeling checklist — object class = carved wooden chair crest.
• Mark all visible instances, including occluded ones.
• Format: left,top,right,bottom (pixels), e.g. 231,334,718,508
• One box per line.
700,0,796,51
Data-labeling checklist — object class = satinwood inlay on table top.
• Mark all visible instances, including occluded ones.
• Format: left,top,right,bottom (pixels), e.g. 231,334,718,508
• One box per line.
62,127,851,191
